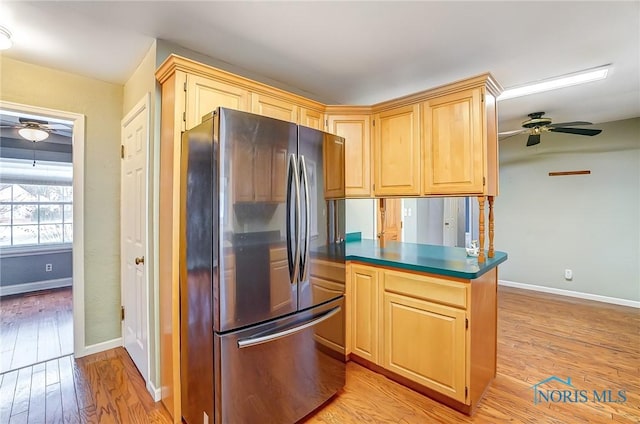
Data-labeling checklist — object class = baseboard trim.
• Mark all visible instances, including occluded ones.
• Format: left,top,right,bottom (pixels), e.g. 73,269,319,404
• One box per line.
76,337,123,358
147,380,162,402
0,278,72,297
498,280,640,309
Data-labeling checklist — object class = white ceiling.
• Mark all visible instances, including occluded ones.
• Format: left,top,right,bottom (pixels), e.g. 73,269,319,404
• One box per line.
1,1,639,134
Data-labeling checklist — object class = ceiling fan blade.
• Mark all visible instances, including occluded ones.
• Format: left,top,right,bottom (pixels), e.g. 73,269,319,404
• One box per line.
498,129,526,137
526,134,541,146
43,124,72,130
548,127,602,136
547,121,593,127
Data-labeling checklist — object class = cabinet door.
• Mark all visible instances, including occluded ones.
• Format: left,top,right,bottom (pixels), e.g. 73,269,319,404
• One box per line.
383,292,466,403
323,135,345,199
300,108,325,130
374,104,421,196
185,74,249,129
327,114,371,197
251,93,299,123
351,265,379,363
423,88,484,195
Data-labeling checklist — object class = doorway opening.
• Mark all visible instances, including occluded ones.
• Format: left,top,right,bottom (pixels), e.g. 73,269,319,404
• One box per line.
0,101,86,373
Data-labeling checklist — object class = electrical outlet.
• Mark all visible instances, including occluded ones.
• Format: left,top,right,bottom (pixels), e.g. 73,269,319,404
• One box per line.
564,269,573,280
45,263,53,272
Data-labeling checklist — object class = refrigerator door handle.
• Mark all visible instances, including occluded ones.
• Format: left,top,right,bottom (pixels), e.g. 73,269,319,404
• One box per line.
286,153,301,284
299,155,311,283
237,306,341,348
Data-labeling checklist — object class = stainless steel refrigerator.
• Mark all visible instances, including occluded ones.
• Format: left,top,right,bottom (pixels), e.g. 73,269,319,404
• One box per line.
180,107,346,424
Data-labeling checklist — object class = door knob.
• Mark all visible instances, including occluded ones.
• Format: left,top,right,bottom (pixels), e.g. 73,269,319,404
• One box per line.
135,256,145,265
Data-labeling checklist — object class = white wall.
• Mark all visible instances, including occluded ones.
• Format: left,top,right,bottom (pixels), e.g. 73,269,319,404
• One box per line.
416,198,444,245
346,198,375,240
403,198,417,243
495,117,640,302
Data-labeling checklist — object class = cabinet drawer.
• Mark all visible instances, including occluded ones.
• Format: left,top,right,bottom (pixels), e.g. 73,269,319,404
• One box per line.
383,269,467,309
310,259,345,283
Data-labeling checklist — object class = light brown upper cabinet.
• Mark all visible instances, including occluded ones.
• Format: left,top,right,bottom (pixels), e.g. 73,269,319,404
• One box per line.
327,113,372,197
251,93,299,123
323,134,345,199
422,88,482,194
422,82,499,196
185,74,249,129
300,108,325,130
373,104,421,196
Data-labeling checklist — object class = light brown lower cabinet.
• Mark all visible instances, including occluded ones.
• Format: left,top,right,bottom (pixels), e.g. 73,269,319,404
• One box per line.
349,264,380,364
346,262,498,415
383,292,466,403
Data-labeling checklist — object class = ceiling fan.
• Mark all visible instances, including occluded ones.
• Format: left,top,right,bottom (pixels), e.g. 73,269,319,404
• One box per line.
0,117,72,142
499,112,603,147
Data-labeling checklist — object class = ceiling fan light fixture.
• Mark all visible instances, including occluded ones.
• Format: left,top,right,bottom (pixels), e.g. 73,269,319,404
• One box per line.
498,65,609,101
0,26,12,50
18,126,49,142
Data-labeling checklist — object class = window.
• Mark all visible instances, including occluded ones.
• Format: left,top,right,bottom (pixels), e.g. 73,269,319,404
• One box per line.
0,159,73,248
0,183,73,246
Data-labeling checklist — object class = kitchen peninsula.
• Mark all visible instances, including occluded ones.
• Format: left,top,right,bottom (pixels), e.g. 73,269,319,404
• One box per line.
345,234,507,414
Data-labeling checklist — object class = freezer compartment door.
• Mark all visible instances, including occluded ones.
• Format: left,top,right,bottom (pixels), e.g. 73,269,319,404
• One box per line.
214,297,345,424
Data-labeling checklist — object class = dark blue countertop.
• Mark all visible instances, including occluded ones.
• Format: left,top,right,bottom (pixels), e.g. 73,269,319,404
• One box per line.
345,239,507,279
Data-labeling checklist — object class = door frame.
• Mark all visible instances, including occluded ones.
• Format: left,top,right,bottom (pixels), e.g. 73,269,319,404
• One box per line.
120,93,153,396
0,100,86,357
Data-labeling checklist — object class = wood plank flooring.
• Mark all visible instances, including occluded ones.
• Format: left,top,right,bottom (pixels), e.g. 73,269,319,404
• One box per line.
0,347,172,424
0,288,73,374
1,287,637,423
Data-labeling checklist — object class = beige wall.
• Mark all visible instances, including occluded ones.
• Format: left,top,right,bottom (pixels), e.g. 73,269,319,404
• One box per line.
0,56,124,344
495,117,640,302
122,41,161,389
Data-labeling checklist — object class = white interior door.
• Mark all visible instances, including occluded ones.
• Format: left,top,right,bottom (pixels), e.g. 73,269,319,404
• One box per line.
443,198,458,247
121,95,149,383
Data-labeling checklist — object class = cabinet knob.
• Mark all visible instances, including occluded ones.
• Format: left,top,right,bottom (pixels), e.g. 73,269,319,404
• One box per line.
135,256,145,265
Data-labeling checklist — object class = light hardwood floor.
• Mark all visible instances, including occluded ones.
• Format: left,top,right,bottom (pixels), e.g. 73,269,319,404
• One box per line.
0,347,172,424
306,287,640,423
0,288,74,374
1,287,637,423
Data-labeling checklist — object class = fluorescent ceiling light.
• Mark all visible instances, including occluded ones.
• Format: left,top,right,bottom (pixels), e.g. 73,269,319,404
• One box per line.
18,126,49,142
0,26,11,50
498,66,609,101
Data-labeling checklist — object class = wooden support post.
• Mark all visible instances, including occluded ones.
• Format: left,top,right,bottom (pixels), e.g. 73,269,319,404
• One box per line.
488,196,495,258
477,196,485,263
378,198,386,248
